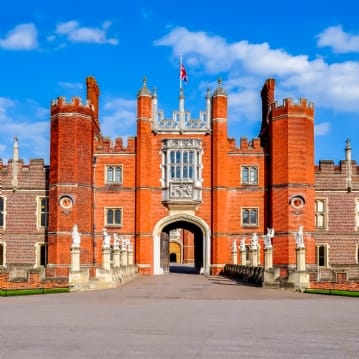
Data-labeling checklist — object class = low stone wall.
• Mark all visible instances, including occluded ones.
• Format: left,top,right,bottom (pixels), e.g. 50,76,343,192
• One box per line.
309,280,359,291
308,266,359,291
0,265,69,291
70,264,138,291
222,264,264,286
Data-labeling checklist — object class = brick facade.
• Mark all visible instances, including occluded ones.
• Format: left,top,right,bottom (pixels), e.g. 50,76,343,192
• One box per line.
1,76,358,291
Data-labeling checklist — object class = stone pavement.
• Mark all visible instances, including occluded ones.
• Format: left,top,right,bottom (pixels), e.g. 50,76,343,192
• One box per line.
1,268,358,359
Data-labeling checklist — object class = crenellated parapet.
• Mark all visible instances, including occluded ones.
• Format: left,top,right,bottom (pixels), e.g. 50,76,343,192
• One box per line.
1,159,48,189
50,96,95,117
95,136,136,153
228,137,264,153
272,98,314,118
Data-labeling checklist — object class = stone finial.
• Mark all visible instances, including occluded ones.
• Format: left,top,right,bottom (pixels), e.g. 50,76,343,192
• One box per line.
137,77,151,96
213,77,227,96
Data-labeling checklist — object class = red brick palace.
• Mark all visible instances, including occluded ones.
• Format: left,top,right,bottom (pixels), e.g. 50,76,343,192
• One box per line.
1,76,359,291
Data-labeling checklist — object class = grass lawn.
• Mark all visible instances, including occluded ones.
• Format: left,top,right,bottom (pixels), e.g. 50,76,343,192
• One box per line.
0,287,69,297
305,288,359,297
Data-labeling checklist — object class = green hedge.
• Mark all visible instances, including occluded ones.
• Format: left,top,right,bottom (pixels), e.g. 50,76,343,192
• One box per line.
305,288,359,297
0,287,69,297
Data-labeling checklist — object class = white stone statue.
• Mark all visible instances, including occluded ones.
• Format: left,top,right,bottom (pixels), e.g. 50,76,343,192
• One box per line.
113,233,120,250
264,227,275,250
239,238,246,252
232,239,237,253
250,233,259,250
120,236,128,251
71,224,81,248
102,228,111,249
294,225,305,249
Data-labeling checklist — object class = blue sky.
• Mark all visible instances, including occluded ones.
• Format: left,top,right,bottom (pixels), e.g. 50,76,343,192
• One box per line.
1,0,359,164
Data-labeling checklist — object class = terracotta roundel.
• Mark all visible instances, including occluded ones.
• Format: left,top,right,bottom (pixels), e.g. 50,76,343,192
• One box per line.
290,195,305,210
59,195,73,209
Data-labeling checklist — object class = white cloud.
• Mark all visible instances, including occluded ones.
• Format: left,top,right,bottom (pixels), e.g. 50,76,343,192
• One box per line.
101,98,136,137
0,97,15,121
317,25,359,54
0,23,38,50
55,20,118,45
154,27,359,117
0,97,49,162
315,122,330,136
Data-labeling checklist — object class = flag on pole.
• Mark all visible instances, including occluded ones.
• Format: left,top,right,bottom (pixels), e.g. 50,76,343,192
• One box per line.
180,63,188,84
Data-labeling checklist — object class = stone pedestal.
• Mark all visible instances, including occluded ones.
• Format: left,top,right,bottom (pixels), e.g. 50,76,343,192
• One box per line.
232,249,238,265
264,248,273,270
71,246,80,272
249,248,258,267
240,250,247,266
288,247,309,291
113,249,120,268
102,247,111,271
127,249,134,266
121,248,127,267
296,247,306,271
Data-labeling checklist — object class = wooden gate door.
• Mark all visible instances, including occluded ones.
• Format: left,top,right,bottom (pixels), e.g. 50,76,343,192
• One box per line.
160,232,170,273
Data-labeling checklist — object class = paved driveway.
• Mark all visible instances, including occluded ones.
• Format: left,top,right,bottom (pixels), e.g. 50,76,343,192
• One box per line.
1,271,358,359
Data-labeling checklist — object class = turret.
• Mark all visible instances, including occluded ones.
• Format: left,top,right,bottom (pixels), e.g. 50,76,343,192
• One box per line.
211,78,229,274
135,78,153,274
48,78,99,275
269,95,315,270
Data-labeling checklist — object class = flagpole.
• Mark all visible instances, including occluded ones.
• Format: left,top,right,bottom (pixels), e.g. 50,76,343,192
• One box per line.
180,56,182,90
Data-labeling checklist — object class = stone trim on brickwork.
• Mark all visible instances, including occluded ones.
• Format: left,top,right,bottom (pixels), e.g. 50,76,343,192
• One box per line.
152,214,211,275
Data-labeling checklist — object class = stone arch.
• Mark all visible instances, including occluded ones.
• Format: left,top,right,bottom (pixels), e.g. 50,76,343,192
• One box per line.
153,214,211,275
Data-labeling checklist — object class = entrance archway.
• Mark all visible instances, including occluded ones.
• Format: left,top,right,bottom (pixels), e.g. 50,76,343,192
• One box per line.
153,214,211,275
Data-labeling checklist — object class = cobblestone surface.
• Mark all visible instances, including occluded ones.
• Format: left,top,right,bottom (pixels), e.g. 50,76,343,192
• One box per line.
1,271,358,359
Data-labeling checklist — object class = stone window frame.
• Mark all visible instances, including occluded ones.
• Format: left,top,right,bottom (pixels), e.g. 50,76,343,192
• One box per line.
355,244,359,264
316,244,329,267
34,242,47,267
161,138,203,189
36,196,49,230
315,198,328,229
0,196,6,229
241,207,259,227
104,207,123,227
105,165,123,184
241,166,258,185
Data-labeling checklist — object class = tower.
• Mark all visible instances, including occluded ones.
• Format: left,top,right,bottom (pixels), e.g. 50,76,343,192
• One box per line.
268,87,316,274
135,78,154,274
47,77,100,276
211,79,229,275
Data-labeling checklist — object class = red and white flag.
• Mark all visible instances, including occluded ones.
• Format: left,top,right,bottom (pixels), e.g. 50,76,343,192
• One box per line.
180,63,188,84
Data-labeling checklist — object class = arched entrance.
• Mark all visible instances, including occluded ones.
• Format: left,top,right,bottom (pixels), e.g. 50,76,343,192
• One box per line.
153,214,211,275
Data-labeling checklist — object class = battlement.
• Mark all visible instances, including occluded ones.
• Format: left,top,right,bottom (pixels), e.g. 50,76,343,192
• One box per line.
315,159,359,174
272,97,314,114
228,136,263,153
1,158,47,173
1,159,48,189
95,136,136,153
50,96,95,116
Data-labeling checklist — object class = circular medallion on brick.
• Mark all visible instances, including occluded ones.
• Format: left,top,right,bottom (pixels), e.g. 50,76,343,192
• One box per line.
59,195,73,209
289,195,305,209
